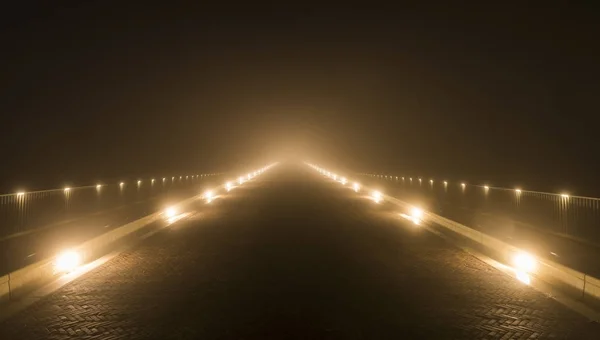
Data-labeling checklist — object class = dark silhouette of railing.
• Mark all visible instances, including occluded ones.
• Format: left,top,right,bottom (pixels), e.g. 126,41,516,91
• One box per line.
0,173,223,274
359,174,600,245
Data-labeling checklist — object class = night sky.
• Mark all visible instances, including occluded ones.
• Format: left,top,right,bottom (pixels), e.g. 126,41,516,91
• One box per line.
1,3,598,194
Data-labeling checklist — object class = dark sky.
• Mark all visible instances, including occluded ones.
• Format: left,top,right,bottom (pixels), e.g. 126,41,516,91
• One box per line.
1,3,599,194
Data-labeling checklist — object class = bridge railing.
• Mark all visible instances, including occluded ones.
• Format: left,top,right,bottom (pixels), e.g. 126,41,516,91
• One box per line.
359,174,600,245
0,173,227,275
0,174,224,239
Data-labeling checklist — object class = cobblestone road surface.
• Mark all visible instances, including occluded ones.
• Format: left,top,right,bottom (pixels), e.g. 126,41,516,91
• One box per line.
1,164,598,339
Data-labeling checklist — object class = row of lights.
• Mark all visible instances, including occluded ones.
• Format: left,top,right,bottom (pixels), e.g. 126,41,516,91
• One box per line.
339,169,538,284
165,163,278,218
309,165,423,224
52,168,260,275
12,173,224,198
365,174,570,199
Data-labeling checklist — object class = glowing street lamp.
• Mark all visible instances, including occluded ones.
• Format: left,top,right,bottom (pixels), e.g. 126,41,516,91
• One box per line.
513,252,536,272
372,191,383,204
55,250,81,273
513,251,536,285
164,206,177,218
410,207,424,225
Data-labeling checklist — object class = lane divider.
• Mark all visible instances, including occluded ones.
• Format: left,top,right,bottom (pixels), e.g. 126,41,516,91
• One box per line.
0,162,279,306
305,162,600,316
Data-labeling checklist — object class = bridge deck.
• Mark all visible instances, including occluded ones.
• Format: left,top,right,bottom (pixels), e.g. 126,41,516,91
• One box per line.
360,177,600,279
0,165,597,339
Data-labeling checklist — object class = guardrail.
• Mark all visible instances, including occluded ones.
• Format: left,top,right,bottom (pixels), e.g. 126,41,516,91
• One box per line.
0,173,223,238
0,163,276,305
0,173,225,275
0,193,200,304
383,193,600,312
358,173,600,245
309,164,600,314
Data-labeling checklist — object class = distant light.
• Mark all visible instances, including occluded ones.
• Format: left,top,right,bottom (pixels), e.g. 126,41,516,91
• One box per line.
204,190,214,201
55,250,81,273
137,180,142,185
429,179,433,184
16,192,25,197
226,181,233,191
418,178,422,183
443,181,448,185
120,182,125,186
353,182,360,192
561,193,569,199
484,185,489,190
515,189,522,194
461,183,466,188
96,184,102,189
340,177,347,185
151,179,155,183
163,177,166,181
64,187,71,192
372,191,383,204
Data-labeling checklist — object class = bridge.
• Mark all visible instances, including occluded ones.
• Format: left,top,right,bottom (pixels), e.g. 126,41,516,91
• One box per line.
0,161,599,339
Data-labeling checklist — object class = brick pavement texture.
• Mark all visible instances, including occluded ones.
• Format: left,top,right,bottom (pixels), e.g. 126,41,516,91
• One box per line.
0,165,599,339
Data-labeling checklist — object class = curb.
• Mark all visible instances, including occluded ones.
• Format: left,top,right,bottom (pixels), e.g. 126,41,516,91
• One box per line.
381,192,600,309
0,194,200,304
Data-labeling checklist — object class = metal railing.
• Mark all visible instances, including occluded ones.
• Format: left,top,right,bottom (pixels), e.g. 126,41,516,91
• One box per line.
359,173,600,245
0,173,224,275
0,174,224,238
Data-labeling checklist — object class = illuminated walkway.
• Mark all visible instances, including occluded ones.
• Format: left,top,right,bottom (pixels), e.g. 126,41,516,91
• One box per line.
0,164,598,339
